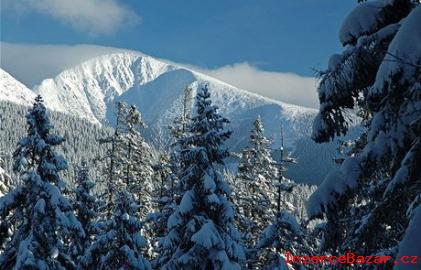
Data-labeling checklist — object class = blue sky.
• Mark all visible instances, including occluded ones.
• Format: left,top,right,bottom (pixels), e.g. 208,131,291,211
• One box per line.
0,0,356,108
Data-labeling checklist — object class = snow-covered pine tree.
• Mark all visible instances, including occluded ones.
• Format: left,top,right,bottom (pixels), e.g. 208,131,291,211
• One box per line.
0,156,11,197
169,86,194,141
161,85,195,206
154,153,172,201
98,102,154,218
286,184,317,222
81,190,151,270
236,116,277,249
97,101,128,217
164,85,195,204
0,100,112,186
149,153,178,267
274,127,296,216
70,160,102,261
0,156,12,253
257,145,317,270
151,153,176,227
122,105,154,219
152,87,194,268
237,122,301,269
121,104,156,257
160,85,245,270
256,211,314,270
97,102,156,257
307,1,420,268
0,95,84,269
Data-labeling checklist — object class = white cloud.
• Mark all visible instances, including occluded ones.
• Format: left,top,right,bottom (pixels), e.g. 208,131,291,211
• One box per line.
3,0,140,35
0,43,319,108
197,63,319,108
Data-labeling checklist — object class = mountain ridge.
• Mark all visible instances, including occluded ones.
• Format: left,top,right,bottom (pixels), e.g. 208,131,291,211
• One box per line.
33,52,316,125
32,52,316,147
2,52,317,149
0,68,36,106
0,54,337,185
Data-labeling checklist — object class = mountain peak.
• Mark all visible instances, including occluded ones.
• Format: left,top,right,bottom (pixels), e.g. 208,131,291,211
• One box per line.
34,52,176,124
0,68,36,105
20,52,317,148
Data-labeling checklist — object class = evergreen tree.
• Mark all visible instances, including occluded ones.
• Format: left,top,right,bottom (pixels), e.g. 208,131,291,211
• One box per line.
235,120,300,269
169,86,194,141
150,153,175,234
97,102,155,258
308,2,420,268
70,160,101,261
255,211,314,270
162,85,195,206
274,127,296,216
0,95,84,269
152,86,194,268
0,156,11,197
122,105,154,219
122,104,155,257
97,102,127,217
149,153,177,267
81,191,151,270
164,85,195,204
0,100,112,186
98,102,154,219
160,85,245,270
0,157,13,253
236,116,277,248
154,153,172,201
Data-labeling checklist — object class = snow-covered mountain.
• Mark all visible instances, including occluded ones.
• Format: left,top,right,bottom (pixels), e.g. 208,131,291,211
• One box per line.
34,52,317,148
34,53,175,125
0,54,338,184
0,68,36,106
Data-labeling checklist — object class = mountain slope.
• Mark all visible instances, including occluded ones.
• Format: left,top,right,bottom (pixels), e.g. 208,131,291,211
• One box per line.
115,68,316,149
0,100,112,186
35,52,316,148
0,68,36,105
35,53,176,124
0,55,338,184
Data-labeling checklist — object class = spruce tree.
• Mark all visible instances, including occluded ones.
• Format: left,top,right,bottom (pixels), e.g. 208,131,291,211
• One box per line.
274,127,296,216
70,160,101,261
165,85,195,204
236,116,277,248
97,102,127,217
150,153,175,235
122,105,154,219
0,156,11,197
98,102,154,219
0,157,12,253
97,102,156,258
154,153,172,201
149,153,178,268
169,86,194,141
0,95,84,269
160,85,245,270
81,191,151,270
308,2,420,268
256,211,314,270
153,87,194,268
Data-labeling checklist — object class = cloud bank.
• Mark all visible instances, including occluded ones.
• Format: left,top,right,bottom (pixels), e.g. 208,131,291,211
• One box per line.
199,63,318,108
2,0,140,35
0,43,319,108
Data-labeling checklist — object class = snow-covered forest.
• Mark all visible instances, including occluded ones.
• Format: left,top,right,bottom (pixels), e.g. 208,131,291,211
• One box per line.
0,0,420,269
